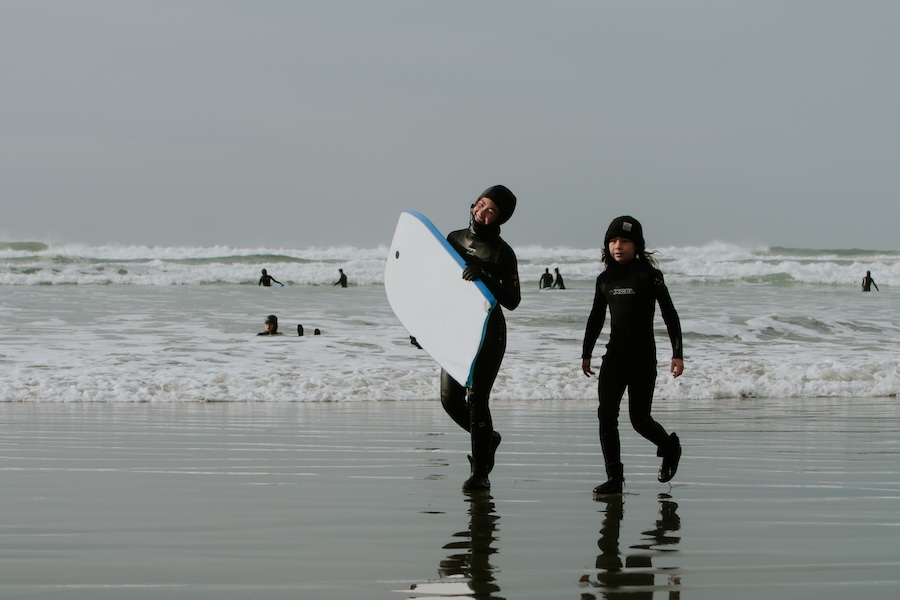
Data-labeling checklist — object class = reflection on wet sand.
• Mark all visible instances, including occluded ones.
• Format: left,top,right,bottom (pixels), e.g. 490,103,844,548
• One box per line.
407,492,502,599
580,494,681,599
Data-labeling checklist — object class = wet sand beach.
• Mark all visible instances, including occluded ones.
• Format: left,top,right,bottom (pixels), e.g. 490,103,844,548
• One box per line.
2,398,899,599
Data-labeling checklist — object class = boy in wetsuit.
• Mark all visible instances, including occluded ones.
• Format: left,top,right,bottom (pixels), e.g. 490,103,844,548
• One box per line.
581,216,684,496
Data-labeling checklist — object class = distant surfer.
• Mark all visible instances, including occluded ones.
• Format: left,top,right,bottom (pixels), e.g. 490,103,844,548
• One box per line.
257,314,283,336
581,216,684,497
442,184,521,492
861,271,879,292
333,268,348,288
540,268,553,289
259,269,284,287
552,268,566,290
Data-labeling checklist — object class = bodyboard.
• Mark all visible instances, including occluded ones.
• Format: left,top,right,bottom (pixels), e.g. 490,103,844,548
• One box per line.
384,211,496,387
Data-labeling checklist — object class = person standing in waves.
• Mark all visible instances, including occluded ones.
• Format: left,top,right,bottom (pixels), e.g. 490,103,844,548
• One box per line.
258,269,283,287
861,271,879,292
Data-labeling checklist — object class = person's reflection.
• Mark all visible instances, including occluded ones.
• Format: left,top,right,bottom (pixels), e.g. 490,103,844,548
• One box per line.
409,492,502,599
580,494,681,599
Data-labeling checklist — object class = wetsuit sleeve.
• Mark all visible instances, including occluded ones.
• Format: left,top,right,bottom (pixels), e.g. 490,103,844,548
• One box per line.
446,229,520,311
480,244,521,311
655,274,683,359
581,276,607,359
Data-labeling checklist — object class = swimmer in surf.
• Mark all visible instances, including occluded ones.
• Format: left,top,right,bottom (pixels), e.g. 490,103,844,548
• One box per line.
257,314,283,336
552,268,566,290
259,269,283,287
333,268,348,288
861,271,879,292
540,268,553,289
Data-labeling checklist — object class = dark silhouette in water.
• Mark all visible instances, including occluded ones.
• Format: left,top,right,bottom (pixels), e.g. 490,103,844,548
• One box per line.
258,269,283,287
861,271,879,292
553,268,566,289
540,268,553,289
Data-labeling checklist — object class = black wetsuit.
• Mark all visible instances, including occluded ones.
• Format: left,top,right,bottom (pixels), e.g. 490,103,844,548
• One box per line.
442,220,520,473
259,274,282,286
540,272,553,289
581,259,682,479
553,272,566,289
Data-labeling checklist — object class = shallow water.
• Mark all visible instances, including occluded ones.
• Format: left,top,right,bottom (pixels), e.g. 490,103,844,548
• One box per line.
2,277,898,403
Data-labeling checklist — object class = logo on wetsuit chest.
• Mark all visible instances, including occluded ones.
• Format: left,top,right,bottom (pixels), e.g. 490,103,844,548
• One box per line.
610,286,636,296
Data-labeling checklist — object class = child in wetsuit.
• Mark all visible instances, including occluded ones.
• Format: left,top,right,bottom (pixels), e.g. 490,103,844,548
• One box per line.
581,216,684,496
441,185,521,492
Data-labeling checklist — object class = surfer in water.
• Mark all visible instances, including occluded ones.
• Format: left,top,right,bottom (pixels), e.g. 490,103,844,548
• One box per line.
443,184,521,492
258,269,284,287
553,268,566,290
861,271,879,292
540,268,553,289
581,216,684,497
257,314,283,336
333,268,348,287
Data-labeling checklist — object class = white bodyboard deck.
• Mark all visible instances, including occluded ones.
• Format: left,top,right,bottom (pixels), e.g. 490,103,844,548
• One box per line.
384,211,496,387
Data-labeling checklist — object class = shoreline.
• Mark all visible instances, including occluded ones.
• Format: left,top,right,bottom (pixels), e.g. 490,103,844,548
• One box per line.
2,398,899,599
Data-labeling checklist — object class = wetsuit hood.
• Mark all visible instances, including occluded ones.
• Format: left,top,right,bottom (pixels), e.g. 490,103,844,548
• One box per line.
477,185,516,225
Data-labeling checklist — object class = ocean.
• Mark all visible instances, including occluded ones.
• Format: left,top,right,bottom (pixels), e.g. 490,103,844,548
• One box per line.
2,240,898,403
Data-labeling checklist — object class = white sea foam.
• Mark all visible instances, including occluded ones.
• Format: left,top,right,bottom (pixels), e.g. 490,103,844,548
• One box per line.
1,273,897,402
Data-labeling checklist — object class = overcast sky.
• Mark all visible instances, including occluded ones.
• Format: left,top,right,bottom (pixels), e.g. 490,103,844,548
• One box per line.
2,1,898,251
